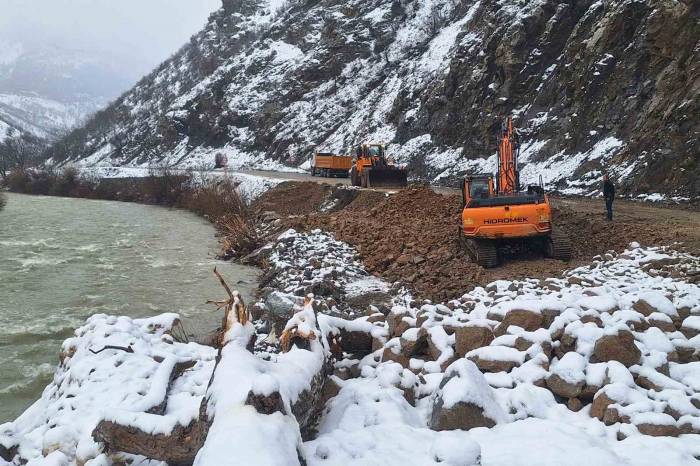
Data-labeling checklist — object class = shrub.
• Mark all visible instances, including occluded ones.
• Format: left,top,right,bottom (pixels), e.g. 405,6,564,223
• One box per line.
5,170,31,193
49,166,83,197
184,177,246,222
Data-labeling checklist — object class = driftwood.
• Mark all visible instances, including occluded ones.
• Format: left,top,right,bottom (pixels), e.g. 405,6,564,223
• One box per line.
91,358,200,463
92,278,332,465
89,345,134,355
251,296,330,439
279,295,319,353
91,270,248,465
206,267,252,348
93,409,209,466
146,360,197,415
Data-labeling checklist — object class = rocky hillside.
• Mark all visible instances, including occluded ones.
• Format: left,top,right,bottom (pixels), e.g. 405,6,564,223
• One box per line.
48,0,699,198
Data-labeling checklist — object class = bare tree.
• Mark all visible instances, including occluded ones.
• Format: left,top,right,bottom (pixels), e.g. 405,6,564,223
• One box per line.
0,131,46,177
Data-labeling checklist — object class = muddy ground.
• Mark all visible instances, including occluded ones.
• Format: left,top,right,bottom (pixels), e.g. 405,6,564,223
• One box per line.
252,182,700,302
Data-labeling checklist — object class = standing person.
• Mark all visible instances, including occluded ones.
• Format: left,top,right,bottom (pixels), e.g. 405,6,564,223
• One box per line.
603,175,615,221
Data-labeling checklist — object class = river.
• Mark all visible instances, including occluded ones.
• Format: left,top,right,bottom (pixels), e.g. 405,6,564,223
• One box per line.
0,193,259,423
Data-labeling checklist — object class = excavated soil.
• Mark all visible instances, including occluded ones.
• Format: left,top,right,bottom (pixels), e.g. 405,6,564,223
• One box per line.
253,183,700,302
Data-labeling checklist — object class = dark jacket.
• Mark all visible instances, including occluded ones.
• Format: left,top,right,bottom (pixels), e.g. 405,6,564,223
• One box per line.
603,180,615,200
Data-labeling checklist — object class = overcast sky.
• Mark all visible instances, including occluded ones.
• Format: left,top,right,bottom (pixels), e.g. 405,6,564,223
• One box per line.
0,0,221,72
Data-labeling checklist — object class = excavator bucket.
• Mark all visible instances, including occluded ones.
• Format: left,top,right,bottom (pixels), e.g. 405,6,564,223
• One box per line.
364,167,408,188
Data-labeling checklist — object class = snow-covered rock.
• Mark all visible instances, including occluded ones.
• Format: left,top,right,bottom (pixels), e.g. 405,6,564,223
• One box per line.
4,232,700,465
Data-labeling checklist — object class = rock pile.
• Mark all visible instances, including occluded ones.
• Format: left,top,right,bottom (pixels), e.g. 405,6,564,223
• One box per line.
4,228,699,465
257,230,700,441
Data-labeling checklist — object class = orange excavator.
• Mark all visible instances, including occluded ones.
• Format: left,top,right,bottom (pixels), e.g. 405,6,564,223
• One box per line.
459,117,571,268
349,143,408,188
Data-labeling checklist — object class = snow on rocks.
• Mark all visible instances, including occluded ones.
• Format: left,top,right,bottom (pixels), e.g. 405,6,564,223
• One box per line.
261,233,700,454
430,360,506,431
5,233,700,465
0,314,215,465
547,352,587,398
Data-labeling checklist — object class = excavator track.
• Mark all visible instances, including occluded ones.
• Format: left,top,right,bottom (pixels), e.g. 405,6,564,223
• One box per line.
545,231,572,261
459,229,499,268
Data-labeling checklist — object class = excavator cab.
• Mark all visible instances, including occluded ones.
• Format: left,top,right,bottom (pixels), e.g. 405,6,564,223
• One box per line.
459,117,571,268
462,175,495,206
350,143,408,188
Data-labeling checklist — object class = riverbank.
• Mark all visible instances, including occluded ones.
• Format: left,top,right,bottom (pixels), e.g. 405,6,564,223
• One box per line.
0,193,259,424
3,169,700,464
2,225,700,465
6,169,699,298
2,168,283,263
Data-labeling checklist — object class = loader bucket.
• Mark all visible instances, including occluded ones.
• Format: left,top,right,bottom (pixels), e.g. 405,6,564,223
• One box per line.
365,167,408,188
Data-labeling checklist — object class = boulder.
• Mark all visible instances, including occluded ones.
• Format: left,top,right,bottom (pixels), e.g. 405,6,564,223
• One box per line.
455,325,494,357
382,345,410,368
547,352,587,398
387,310,411,338
593,331,641,367
494,309,543,336
400,328,429,358
429,360,505,431
633,293,677,318
634,413,680,437
590,391,615,421
680,316,700,339
547,373,584,399
636,423,680,437
264,291,299,333
567,397,583,412
470,342,525,370
647,313,676,333
338,328,373,355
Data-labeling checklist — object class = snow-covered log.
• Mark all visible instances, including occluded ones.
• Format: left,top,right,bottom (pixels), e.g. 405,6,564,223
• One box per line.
88,285,330,465
92,415,208,466
194,295,330,465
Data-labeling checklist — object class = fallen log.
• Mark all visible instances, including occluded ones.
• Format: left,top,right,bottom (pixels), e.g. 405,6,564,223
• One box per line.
92,280,332,466
92,416,208,466
90,269,243,465
194,295,330,465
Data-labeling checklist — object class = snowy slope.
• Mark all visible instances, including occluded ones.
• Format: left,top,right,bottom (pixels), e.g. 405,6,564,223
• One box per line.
48,0,700,197
0,41,134,142
0,93,103,141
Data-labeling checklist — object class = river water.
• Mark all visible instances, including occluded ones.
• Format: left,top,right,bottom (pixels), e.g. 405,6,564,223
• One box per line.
0,193,259,422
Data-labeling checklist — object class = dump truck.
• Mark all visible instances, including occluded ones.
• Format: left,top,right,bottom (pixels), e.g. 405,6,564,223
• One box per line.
349,143,408,188
459,117,571,268
311,152,353,177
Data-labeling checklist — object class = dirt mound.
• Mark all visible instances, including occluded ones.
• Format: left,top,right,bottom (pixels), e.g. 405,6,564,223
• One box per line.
255,183,700,302
254,182,330,216
253,182,365,217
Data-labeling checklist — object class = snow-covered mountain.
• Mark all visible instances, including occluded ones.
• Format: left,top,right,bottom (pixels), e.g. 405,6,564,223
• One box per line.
47,0,699,198
0,41,136,141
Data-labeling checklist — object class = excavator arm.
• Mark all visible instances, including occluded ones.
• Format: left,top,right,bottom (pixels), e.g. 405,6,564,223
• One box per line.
497,117,520,195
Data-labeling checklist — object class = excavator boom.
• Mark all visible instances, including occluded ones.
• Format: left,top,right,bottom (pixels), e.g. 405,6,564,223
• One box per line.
497,117,519,195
